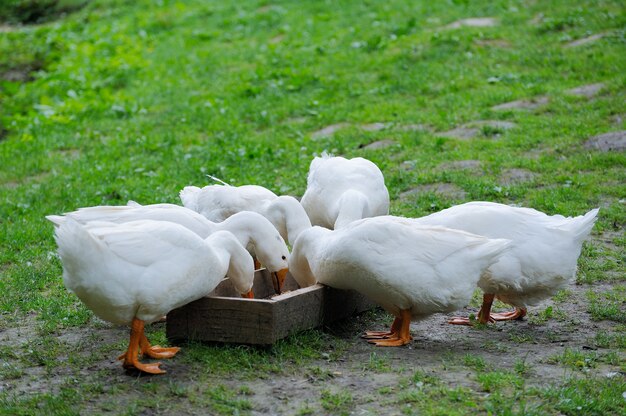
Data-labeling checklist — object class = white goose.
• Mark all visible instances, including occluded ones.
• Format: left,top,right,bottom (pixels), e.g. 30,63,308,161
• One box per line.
47,202,289,292
300,154,390,229
180,184,311,246
289,216,510,346
50,218,254,374
410,202,599,324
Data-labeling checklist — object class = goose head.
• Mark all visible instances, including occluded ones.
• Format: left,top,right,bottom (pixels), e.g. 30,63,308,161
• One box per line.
205,230,255,298
219,211,290,293
289,226,332,288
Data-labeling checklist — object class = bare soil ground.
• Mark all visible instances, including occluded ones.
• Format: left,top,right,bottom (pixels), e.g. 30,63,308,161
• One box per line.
1,270,623,414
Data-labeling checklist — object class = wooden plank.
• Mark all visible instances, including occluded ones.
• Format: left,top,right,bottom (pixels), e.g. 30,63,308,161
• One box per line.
322,287,377,325
167,269,378,345
272,284,325,340
167,297,277,344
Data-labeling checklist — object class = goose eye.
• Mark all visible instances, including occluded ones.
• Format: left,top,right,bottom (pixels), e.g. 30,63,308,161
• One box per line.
281,255,286,260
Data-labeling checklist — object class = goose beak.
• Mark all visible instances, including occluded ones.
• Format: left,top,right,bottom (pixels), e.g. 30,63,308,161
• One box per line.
241,289,254,299
271,268,289,294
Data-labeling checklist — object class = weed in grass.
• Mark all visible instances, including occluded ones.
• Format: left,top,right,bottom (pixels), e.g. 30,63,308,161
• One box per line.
509,331,536,343
167,381,188,398
411,369,439,387
0,361,24,380
295,404,315,416
476,371,524,393
306,365,334,382
587,287,626,323
363,351,392,373
514,357,533,376
320,389,353,415
463,354,487,372
553,288,574,303
577,243,624,284
594,330,626,349
546,347,621,371
540,377,626,415
480,340,508,353
205,385,252,415
378,386,394,395
528,306,554,325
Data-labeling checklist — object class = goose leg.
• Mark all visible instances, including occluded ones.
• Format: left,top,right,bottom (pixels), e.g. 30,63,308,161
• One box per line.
362,316,401,339
368,309,412,347
490,307,527,321
121,318,166,374
448,294,496,326
253,257,262,270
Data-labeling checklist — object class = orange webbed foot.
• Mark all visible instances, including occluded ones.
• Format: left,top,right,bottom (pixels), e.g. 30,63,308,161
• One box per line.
124,360,166,375
367,336,412,347
490,307,527,321
143,346,180,359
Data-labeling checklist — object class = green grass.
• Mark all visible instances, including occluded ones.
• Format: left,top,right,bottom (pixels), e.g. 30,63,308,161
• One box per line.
1,0,625,414
320,389,354,415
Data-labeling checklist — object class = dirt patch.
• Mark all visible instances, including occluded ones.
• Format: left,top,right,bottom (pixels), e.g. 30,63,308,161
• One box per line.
0,61,44,83
499,168,538,185
360,122,387,132
491,96,549,111
0,0,88,25
437,120,517,140
444,17,498,30
399,183,467,200
311,123,351,139
1,274,624,414
311,122,389,139
610,114,625,126
439,159,482,172
564,32,608,48
359,139,398,150
394,123,432,132
566,83,605,98
584,130,626,152
474,39,511,48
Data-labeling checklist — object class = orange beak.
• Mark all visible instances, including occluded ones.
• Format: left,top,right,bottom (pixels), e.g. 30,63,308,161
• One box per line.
271,268,289,294
241,289,254,299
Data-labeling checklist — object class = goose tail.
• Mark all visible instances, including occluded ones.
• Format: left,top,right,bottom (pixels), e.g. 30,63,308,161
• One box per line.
179,186,202,211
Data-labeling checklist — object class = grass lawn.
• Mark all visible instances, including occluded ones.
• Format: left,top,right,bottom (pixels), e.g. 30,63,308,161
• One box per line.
1,0,625,414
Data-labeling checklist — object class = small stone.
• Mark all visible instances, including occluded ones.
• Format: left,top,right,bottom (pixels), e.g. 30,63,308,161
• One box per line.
401,160,417,171
529,13,544,25
437,120,516,140
445,17,498,29
395,123,431,132
584,131,626,152
437,126,480,140
360,122,387,132
610,114,625,125
400,183,467,200
565,83,605,98
491,96,549,111
440,160,482,171
359,139,398,150
500,168,537,185
565,33,607,48
0,24,19,33
474,39,511,48
269,34,285,44
310,123,350,139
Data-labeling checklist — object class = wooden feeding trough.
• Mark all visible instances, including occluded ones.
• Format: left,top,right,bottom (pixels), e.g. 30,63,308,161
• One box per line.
166,269,376,345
